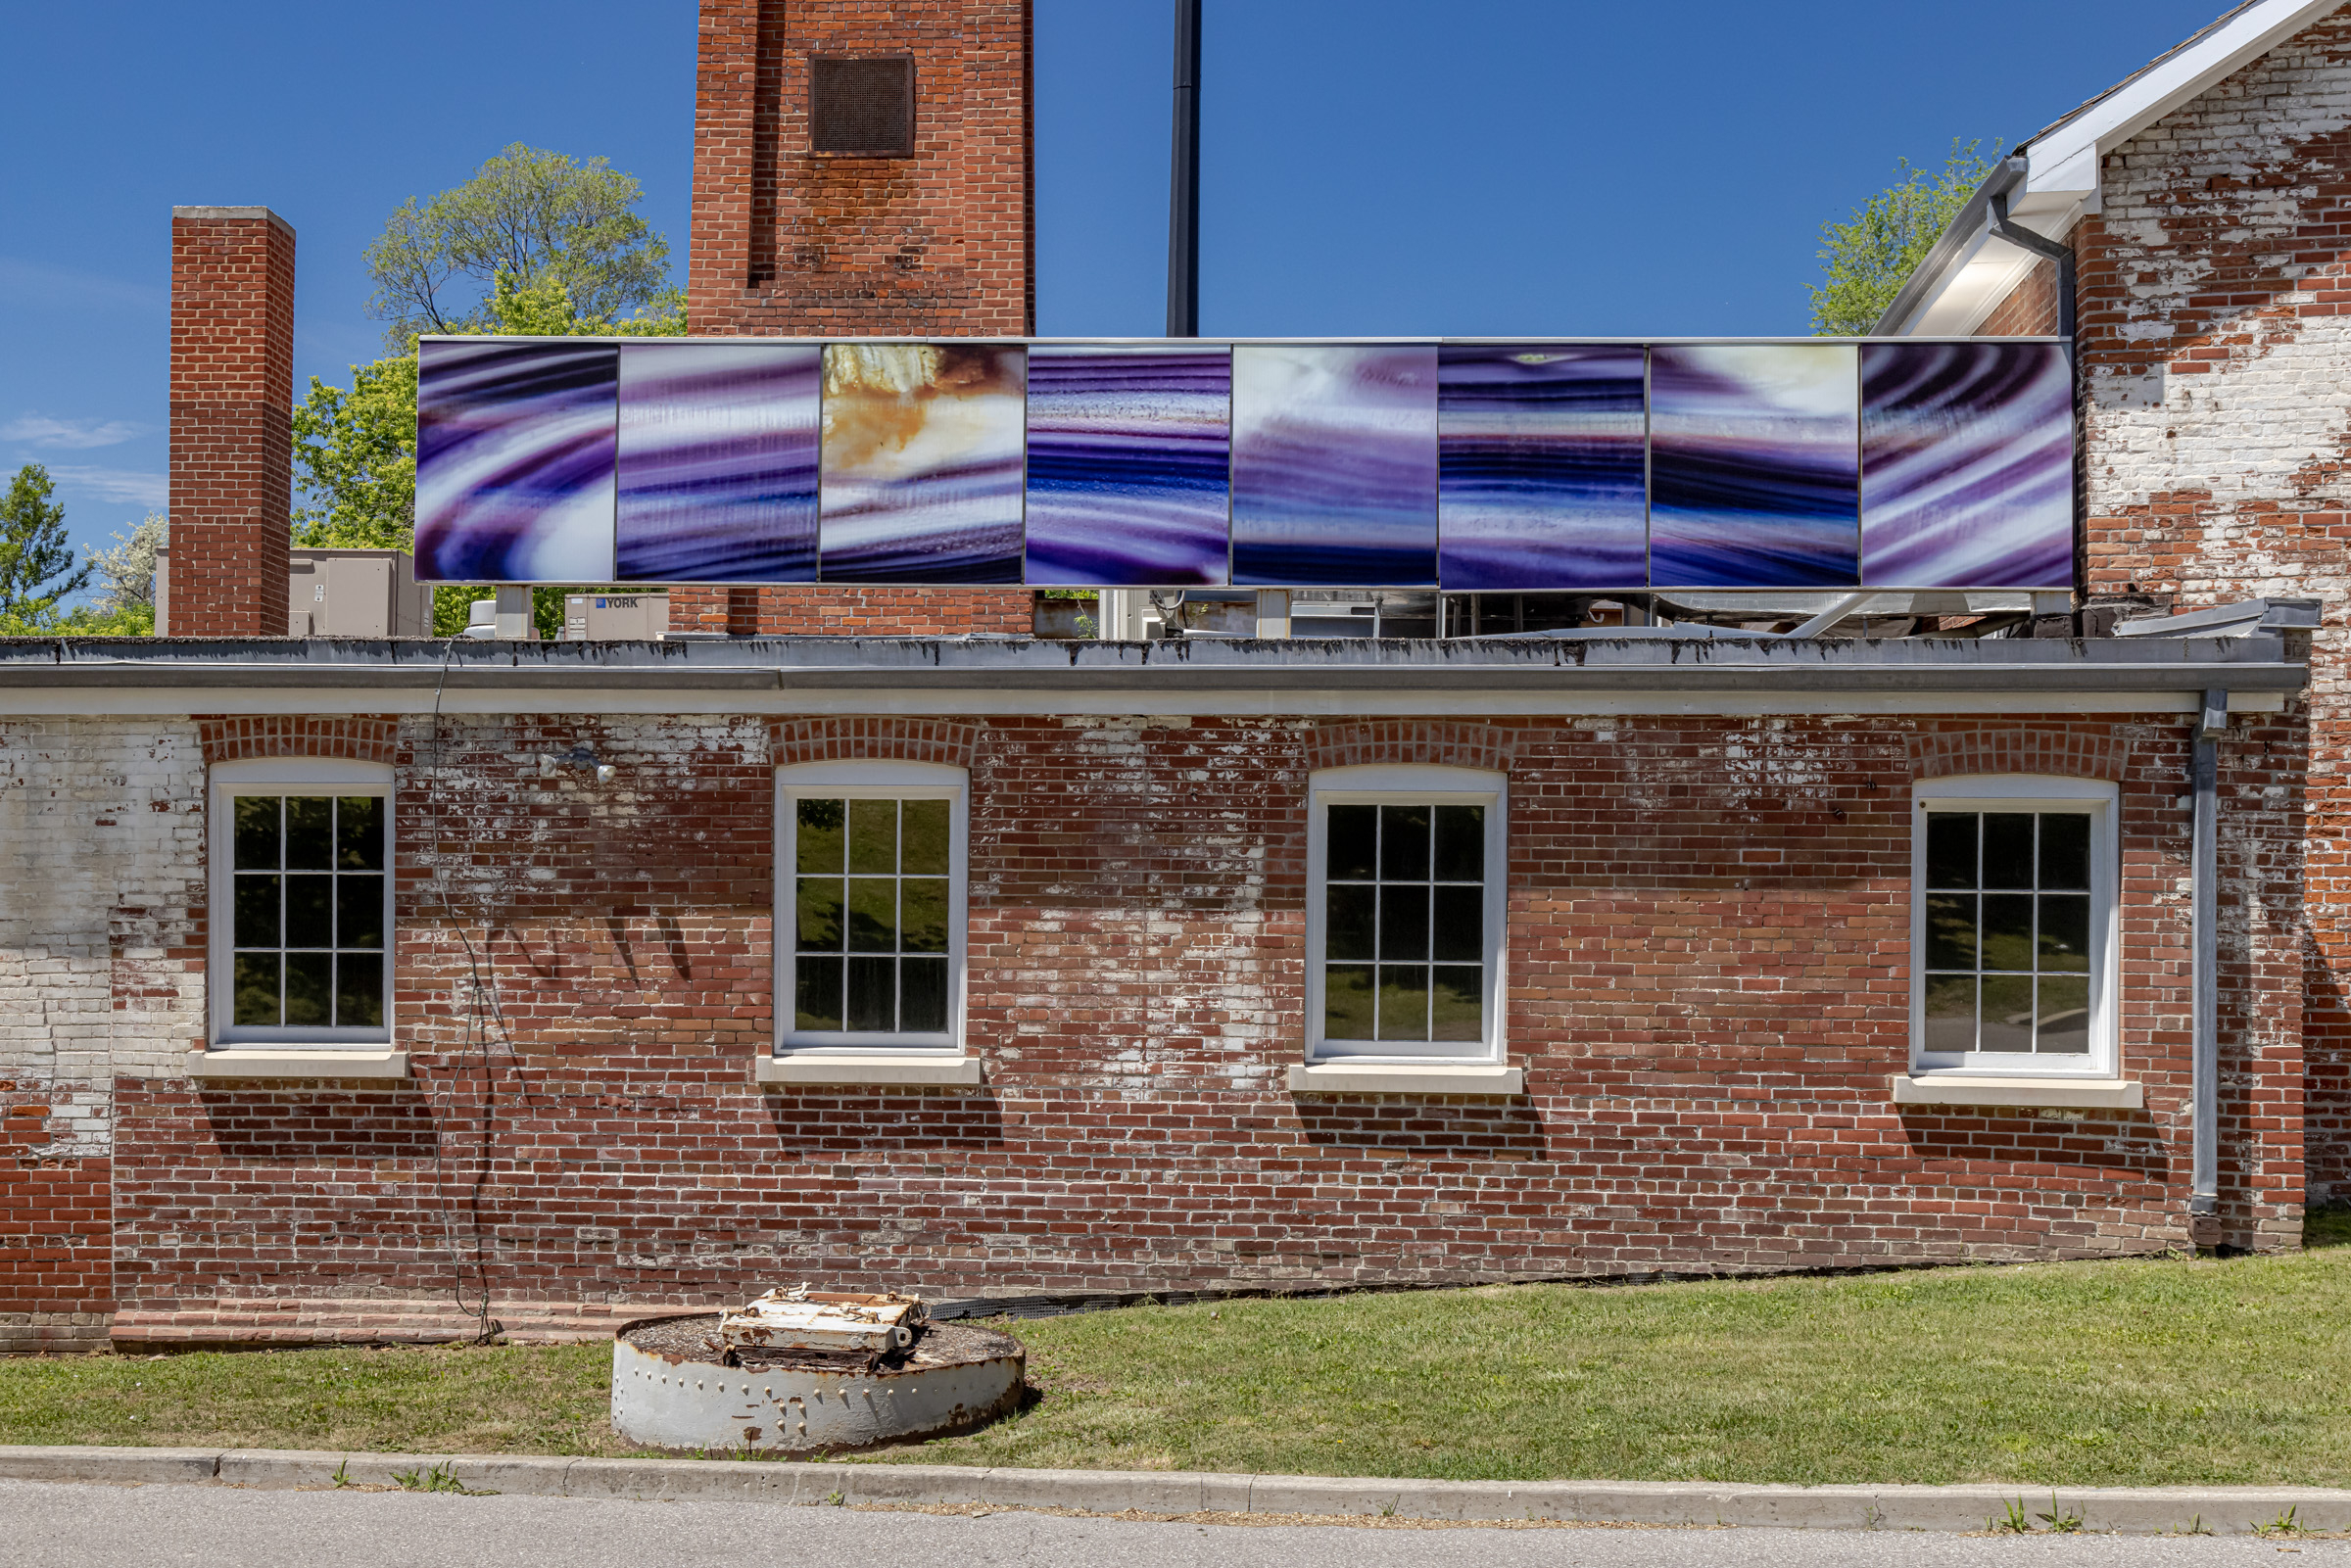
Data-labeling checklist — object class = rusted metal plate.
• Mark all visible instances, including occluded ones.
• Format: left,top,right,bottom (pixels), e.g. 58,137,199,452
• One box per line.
720,1289,927,1354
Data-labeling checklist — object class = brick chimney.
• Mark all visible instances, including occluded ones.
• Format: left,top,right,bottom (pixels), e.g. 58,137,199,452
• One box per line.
671,1,1035,637
168,207,295,638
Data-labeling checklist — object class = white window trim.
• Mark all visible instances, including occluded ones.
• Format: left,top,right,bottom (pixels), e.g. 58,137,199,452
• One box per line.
774,759,971,1061
207,756,396,1052
1908,773,2121,1083
1304,763,1508,1068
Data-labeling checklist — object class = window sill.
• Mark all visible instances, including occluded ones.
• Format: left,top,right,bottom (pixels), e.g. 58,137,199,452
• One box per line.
1287,1063,1524,1096
757,1053,984,1088
189,1049,408,1081
1890,1073,2142,1110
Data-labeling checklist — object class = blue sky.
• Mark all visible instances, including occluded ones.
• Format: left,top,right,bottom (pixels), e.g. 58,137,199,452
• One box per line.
1,0,2229,581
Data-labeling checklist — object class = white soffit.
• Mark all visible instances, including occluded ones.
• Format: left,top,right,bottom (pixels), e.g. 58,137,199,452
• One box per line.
1899,0,2340,336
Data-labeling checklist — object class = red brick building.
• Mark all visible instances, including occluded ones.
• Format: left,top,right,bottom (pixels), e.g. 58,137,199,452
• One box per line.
0,0,2331,1352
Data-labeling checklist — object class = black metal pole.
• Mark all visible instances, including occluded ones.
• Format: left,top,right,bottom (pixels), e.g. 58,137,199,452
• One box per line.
1167,0,1201,337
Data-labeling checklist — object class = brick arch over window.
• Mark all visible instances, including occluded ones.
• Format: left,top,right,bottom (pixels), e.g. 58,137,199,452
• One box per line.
197,716,399,766
1302,722,1517,775
1908,725,2126,783
769,718,980,769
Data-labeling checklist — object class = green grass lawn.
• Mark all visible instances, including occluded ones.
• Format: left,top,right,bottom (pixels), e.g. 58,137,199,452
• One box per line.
6,1218,2350,1486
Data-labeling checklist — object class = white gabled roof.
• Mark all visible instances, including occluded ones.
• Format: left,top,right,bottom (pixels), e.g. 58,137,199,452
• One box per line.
1881,0,2342,335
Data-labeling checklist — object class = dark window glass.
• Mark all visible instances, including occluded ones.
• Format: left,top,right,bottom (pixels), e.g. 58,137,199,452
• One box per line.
1432,805,1484,882
846,878,897,952
1430,885,1482,963
235,796,280,871
337,876,384,950
284,876,334,949
1325,883,1375,961
234,953,280,1026
795,956,844,1030
1982,813,2034,889
337,796,384,871
2037,976,2090,1054
1923,807,2100,1056
1378,883,1429,962
1327,805,1377,881
901,799,950,876
848,798,896,875
285,796,334,871
337,954,384,1028
1430,967,1482,1041
285,953,333,1027
846,956,895,1031
1925,813,1975,889
1980,894,2035,973
2039,813,2090,891
1923,894,1976,971
1379,804,1430,881
1377,966,1430,1040
235,875,280,949
901,958,949,1033
2039,894,2091,974
796,798,845,874
1324,965,1375,1039
901,879,950,955
797,879,844,951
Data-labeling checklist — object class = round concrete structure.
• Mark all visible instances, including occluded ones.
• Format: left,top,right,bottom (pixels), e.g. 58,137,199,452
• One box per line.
611,1313,1024,1454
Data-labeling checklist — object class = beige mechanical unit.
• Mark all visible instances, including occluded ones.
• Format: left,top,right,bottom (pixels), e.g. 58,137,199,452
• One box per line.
155,546,433,638
561,592,670,641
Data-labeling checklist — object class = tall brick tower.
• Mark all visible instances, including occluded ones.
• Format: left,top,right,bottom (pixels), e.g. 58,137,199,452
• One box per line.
675,0,1037,635
167,207,296,638
689,0,1034,336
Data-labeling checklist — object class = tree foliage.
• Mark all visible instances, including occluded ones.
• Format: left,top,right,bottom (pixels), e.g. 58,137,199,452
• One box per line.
86,510,168,619
0,463,95,630
1809,140,1999,336
298,269,687,638
365,144,681,350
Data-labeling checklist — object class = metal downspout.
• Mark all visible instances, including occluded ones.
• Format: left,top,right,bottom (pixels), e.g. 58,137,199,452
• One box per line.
2190,689,2228,1222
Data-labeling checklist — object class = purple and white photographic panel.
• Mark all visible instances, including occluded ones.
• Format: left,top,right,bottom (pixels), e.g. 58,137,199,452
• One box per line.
1024,346,1230,586
614,342,822,583
1437,345,1647,591
1649,344,1859,589
414,339,618,583
818,344,1027,585
1230,344,1439,587
1860,342,2074,588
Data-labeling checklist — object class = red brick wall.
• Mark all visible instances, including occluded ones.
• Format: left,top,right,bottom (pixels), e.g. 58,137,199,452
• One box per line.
1978,256,2062,337
107,708,2302,1337
2057,9,2351,1200
689,0,1033,337
1,1090,113,1353
168,208,295,640
667,584,1032,637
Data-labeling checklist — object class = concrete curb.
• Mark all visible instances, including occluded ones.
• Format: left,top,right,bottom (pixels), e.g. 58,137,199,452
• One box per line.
0,1446,2344,1534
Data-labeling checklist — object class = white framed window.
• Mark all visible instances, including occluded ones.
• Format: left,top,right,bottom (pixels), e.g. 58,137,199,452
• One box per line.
1306,765,1507,1065
1911,775,2118,1079
776,760,968,1055
208,758,395,1049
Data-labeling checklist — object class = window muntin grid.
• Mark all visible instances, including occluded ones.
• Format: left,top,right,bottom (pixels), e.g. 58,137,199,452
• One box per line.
1320,801,1486,1045
229,794,387,1030
1921,809,2093,1056
791,795,952,1036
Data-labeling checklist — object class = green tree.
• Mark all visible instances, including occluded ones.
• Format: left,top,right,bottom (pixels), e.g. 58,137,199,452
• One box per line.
0,464,95,630
366,144,682,350
297,269,688,637
1809,140,1999,335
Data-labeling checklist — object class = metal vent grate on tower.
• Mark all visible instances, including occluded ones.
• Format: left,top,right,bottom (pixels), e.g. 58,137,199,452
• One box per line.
809,57,915,157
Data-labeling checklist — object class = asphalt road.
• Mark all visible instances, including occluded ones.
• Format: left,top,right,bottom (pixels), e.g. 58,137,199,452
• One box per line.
6,1479,2350,1568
